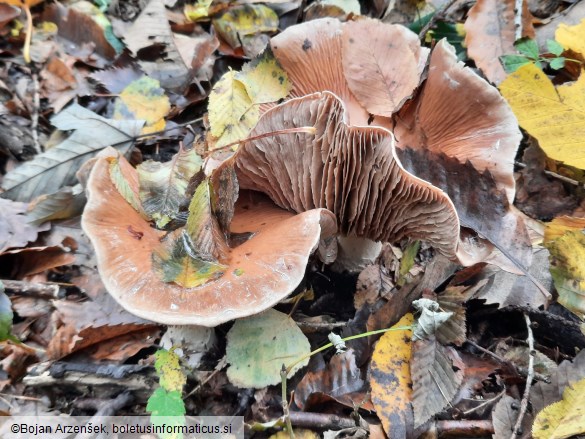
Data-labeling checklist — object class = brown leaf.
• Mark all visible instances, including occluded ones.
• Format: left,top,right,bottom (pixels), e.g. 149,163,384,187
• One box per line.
492,395,533,439
0,4,20,32
40,56,93,113
294,349,373,411
411,337,464,427
341,18,427,116
87,328,160,361
464,0,535,84
0,198,50,254
0,246,75,279
123,0,191,92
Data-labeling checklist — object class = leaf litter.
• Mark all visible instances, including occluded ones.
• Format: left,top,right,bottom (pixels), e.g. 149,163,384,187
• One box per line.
0,0,585,437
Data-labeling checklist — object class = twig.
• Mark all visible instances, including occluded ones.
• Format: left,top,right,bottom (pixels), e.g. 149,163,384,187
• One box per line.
436,420,494,437
418,0,458,41
296,320,349,331
288,412,356,430
462,389,506,416
281,366,295,439
514,0,523,40
1,280,61,299
509,314,535,439
31,72,41,153
515,160,584,188
466,341,550,383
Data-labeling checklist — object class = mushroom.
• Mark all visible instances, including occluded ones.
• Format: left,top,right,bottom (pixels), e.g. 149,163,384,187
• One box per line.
233,91,468,262
81,149,336,326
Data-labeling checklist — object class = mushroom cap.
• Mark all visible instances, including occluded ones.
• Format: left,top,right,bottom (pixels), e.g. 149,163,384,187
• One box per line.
234,91,463,261
81,150,336,326
394,39,521,202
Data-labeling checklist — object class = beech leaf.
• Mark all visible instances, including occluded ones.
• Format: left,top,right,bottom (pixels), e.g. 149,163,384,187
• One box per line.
26,184,86,226
212,4,278,50
0,198,50,253
0,103,143,202
208,70,259,148
499,63,585,170
235,50,291,105
555,18,585,58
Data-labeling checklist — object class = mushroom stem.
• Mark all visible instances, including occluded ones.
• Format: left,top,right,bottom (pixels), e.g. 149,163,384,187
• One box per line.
331,236,383,272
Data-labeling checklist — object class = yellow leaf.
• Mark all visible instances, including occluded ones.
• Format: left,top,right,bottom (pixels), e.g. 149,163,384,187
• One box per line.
155,350,187,393
208,70,259,148
235,51,291,105
114,76,170,135
544,216,585,243
184,0,212,22
212,4,278,49
533,377,585,439
556,18,585,58
370,313,414,438
545,229,585,317
499,63,585,170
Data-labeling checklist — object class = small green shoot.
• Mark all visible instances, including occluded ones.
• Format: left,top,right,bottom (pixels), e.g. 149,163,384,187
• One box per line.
500,38,581,73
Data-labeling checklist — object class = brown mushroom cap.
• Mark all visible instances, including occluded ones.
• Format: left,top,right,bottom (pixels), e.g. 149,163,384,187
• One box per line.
81,150,336,326
235,91,463,260
394,39,521,202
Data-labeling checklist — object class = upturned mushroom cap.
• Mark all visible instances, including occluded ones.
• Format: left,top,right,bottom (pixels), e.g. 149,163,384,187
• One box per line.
393,39,521,202
81,150,336,326
234,91,464,261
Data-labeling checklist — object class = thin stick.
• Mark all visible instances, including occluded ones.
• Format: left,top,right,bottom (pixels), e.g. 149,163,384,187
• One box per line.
515,160,584,188
31,72,41,153
462,389,506,416
281,366,295,439
23,5,33,64
509,314,535,439
514,0,523,40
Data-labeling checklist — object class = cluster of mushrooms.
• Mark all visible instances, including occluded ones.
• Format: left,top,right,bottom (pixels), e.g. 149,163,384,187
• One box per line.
82,18,525,326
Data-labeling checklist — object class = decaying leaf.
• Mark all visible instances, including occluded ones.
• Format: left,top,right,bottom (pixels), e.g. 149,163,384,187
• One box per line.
26,184,86,226
137,146,203,228
544,216,585,243
226,308,311,388
464,0,535,84
499,63,585,170
341,18,427,116
208,70,259,148
412,299,453,341
235,50,291,105
113,75,171,134
533,377,585,439
155,349,187,393
0,199,50,254
411,337,464,427
545,229,585,316
370,313,414,439
213,4,278,52
123,0,191,92
0,103,143,202
492,394,534,439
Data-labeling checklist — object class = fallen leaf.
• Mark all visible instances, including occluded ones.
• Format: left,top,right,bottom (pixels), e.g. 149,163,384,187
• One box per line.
544,216,585,243
113,75,171,134
545,229,585,316
0,103,143,202
411,337,464,427
341,18,427,116
235,50,291,104
212,4,278,53
555,18,585,58
0,4,20,32
412,299,453,341
0,245,75,278
208,70,259,148
492,395,533,439
226,308,311,388
533,377,585,439
155,349,187,393
26,185,85,226
137,146,203,228
464,0,535,84
294,349,372,411
499,63,585,170
123,0,191,92
0,282,14,342
370,313,414,439
0,198,50,254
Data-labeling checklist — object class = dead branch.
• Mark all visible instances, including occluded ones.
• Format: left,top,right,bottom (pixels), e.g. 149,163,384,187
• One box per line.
1,280,61,299
436,420,494,437
288,411,356,430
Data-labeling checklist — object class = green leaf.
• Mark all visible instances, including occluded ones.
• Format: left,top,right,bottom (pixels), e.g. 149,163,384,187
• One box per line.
147,388,186,439
500,54,532,73
515,38,540,59
137,147,203,228
549,57,566,70
0,282,14,342
546,39,564,56
226,308,311,388
398,240,420,286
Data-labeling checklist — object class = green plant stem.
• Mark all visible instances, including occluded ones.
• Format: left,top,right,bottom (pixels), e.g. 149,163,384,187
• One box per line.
279,325,413,436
